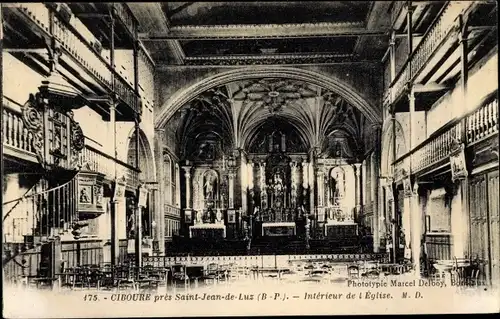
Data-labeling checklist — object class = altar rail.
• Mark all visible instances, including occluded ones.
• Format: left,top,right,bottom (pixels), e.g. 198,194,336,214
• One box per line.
393,95,498,178
143,253,388,268
385,1,474,106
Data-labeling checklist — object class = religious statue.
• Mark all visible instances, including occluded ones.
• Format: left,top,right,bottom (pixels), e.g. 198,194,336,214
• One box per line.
79,187,91,203
203,170,218,201
273,173,284,193
127,210,136,238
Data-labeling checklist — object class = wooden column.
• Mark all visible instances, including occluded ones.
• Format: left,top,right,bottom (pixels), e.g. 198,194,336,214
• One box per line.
410,181,422,274
459,14,471,258
134,198,142,278
154,129,165,255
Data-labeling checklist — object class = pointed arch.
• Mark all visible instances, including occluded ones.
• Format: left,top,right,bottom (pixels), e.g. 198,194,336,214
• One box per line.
126,128,156,183
155,66,381,129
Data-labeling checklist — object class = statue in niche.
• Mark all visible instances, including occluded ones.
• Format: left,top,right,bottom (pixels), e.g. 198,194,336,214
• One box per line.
203,170,218,201
330,167,345,204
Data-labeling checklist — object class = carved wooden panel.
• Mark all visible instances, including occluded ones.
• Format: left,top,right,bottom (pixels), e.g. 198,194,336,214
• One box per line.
21,93,85,171
469,174,490,281
487,171,499,285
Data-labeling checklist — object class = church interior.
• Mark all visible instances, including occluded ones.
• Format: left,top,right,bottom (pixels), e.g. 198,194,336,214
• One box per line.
1,2,499,292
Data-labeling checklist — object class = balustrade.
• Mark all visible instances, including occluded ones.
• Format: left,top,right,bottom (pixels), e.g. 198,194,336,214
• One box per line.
386,1,474,105
2,100,139,189
15,3,140,114
392,95,498,176
79,146,139,189
112,3,137,40
3,177,78,243
2,105,35,155
466,97,498,144
392,121,462,176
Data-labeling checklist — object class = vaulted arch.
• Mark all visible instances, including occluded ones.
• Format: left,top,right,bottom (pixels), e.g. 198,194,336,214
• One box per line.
155,66,381,130
127,128,156,183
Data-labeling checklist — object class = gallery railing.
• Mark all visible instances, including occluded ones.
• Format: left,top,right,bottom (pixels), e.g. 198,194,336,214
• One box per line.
386,1,474,105
79,146,139,190
393,95,498,177
14,3,140,113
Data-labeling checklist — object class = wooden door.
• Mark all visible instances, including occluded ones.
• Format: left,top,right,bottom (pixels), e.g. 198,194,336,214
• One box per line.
487,171,499,286
469,174,491,282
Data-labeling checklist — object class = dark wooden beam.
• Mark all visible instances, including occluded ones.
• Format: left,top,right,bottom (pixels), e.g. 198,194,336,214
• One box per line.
139,24,389,41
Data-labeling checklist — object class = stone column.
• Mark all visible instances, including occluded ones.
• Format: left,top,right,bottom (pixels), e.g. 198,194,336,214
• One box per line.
176,165,181,208
354,163,362,221
309,152,316,233
372,154,381,252
316,169,324,207
183,166,192,224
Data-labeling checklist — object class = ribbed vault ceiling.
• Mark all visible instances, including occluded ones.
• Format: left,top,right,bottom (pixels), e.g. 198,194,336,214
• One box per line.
169,78,371,160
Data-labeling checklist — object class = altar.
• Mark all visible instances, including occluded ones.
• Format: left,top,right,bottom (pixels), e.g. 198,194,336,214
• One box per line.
189,223,226,239
262,222,296,237
325,221,358,238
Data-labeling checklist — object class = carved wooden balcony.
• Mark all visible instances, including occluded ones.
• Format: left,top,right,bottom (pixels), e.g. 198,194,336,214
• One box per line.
466,97,498,145
5,3,141,118
385,1,475,106
3,98,139,190
392,96,498,177
111,3,138,42
2,99,37,162
79,145,140,191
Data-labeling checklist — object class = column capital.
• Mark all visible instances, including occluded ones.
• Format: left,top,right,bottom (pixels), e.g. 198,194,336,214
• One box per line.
182,166,192,176
353,163,362,175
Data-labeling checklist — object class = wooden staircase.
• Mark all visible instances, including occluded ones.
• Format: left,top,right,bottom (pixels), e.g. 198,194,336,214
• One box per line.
2,171,81,271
